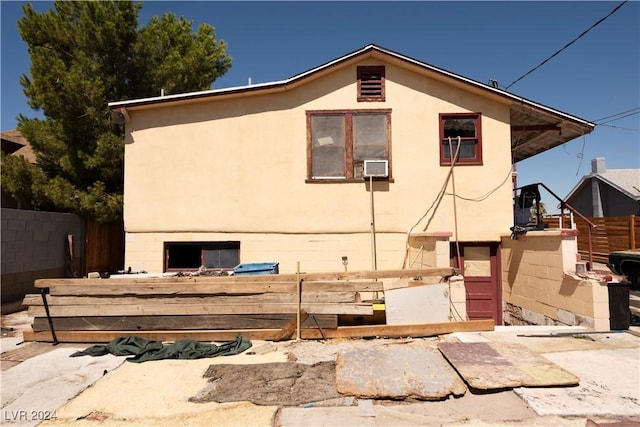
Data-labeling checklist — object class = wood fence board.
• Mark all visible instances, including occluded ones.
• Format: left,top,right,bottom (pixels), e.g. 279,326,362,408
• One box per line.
23,329,288,343
34,268,455,289
23,292,357,306
28,302,373,317
31,314,338,332
300,319,494,339
46,282,298,296
23,319,494,343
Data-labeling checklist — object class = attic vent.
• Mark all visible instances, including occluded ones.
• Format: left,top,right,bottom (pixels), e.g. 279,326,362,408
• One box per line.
358,66,385,102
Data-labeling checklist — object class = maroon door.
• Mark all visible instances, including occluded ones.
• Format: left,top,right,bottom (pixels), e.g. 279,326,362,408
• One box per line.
451,243,502,324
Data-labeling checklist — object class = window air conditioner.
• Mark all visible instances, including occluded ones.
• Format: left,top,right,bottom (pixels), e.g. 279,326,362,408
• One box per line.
363,160,389,178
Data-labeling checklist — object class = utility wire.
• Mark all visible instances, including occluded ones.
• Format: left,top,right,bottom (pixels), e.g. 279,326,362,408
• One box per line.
592,107,640,123
597,124,639,131
505,1,629,90
596,111,640,125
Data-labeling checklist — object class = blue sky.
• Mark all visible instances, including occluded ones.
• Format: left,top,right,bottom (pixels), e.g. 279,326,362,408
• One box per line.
1,1,639,208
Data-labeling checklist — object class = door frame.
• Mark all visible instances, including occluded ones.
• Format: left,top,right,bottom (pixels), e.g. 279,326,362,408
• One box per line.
450,242,502,324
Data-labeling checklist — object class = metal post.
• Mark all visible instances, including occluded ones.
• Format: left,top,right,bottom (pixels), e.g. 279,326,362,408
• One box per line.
370,175,377,270
41,288,58,345
296,261,301,340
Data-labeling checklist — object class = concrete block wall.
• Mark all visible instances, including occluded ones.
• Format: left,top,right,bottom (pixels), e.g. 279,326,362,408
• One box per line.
501,230,610,330
124,231,410,274
406,232,452,269
448,275,467,321
1,208,84,306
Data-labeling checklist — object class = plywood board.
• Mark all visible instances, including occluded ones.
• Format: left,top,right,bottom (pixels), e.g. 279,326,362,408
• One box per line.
192,361,340,406
437,342,580,390
384,283,450,325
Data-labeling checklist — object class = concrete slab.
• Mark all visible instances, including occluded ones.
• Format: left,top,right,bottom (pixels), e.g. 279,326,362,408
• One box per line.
515,347,640,418
336,345,466,399
463,326,640,354
1,347,124,427
278,391,584,426
438,341,579,389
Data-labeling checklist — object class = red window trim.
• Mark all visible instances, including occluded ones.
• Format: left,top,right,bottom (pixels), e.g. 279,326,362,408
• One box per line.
163,241,240,272
357,66,385,102
439,113,483,166
306,109,392,181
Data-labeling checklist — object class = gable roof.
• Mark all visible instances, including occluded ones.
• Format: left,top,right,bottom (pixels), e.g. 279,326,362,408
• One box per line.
566,168,640,202
109,44,595,163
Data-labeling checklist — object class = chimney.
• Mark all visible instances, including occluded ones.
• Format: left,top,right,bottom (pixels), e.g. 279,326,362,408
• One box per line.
591,157,606,174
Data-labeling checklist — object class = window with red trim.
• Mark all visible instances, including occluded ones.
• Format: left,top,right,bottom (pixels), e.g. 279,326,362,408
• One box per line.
307,110,391,181
357,66,385,102
439,113,482,165
164,241,239,272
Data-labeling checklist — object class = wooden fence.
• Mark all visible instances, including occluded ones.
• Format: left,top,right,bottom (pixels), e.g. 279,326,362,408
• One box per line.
544,215,639,263
84,219,124,276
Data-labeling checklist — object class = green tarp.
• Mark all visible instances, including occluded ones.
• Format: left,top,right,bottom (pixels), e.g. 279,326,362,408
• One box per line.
70,335,252,363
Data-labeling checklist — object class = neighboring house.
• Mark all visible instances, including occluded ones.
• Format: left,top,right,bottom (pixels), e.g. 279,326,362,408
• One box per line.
109,44,594,323
565,157,640,217
1,130,36,209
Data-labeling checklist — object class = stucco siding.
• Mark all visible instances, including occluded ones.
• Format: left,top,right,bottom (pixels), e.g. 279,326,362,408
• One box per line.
122,59,514,270
125,231,408,273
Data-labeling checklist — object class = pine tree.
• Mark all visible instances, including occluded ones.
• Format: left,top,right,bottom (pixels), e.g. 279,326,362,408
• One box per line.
1,1,231,222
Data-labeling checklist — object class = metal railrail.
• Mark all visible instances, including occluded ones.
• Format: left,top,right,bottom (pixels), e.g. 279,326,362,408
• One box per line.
515,182,597,271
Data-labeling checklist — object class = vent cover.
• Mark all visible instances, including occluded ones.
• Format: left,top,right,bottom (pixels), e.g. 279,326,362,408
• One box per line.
357,66,385,101
363,160,389,178
360,72,383,97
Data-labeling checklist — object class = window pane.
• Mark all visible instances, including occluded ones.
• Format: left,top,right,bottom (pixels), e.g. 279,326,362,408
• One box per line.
354,114,387,178
204,243,240,268
167,244,201,269
311,115,345,177
463,246,491,277
443,118,476,138
354,114,387,160
442,139,477,159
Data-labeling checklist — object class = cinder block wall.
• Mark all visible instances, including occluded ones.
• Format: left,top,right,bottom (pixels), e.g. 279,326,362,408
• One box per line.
501,230,610,330
406,233,452,269
448,275,468,321
125,231,410,274
1,208,84,306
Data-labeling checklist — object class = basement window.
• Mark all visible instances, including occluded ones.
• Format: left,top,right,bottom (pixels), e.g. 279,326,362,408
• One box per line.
357,66,385,102
164,241,240,272
439,113,482,166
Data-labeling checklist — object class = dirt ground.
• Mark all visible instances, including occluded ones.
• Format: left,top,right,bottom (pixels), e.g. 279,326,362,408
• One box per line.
2,310,639,427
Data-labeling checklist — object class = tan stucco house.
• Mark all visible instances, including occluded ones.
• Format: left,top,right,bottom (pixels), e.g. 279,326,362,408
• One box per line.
109,44,594,323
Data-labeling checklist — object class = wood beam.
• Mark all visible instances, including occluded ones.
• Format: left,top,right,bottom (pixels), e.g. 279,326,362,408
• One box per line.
23,319,494,343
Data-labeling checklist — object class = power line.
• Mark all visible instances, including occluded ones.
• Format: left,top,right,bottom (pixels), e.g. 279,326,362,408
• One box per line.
592,107,640,123
505,1,629,90
597,111,640,125
597,124,639,131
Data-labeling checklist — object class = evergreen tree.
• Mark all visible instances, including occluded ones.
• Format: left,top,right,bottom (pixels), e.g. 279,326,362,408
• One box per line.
1,1,231,222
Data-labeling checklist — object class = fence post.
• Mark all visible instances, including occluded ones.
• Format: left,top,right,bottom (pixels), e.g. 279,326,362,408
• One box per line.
631,215,636,250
